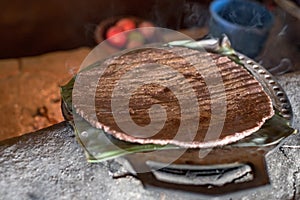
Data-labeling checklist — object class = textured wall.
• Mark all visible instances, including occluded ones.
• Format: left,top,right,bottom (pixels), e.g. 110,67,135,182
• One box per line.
0,0,188,58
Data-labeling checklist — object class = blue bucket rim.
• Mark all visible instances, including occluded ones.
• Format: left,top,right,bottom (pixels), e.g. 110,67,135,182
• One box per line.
209,0,274,31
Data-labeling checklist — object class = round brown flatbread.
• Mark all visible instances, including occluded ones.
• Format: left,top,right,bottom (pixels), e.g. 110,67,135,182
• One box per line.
73,46,274,148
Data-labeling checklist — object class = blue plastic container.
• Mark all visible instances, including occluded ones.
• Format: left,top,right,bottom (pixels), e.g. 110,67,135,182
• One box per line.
209,0,274,58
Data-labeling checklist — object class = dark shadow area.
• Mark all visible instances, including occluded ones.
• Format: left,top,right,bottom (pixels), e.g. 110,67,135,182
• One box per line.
0,0,212,58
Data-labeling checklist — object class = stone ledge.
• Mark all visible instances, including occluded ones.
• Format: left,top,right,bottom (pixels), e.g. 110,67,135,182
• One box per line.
0,121,299,200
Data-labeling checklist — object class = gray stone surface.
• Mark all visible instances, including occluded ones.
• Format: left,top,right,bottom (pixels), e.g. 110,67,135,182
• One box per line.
0,71,300,200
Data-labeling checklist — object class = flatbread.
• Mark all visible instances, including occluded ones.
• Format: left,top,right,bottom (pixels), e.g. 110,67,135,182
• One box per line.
73,47,274,148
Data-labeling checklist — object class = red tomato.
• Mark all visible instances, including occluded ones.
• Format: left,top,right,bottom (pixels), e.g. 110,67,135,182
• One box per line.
116,18,136,31
106,26,127,48
106,26,123,38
